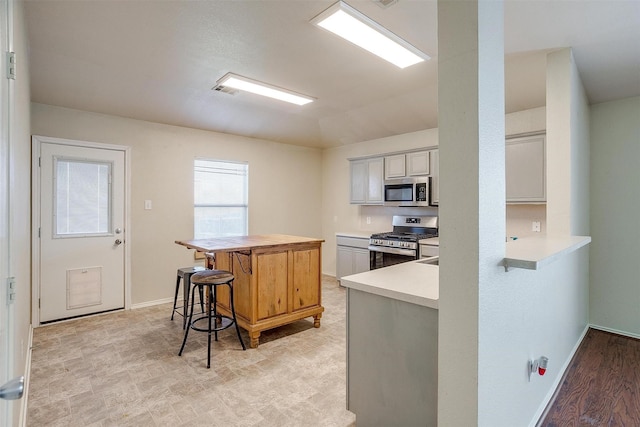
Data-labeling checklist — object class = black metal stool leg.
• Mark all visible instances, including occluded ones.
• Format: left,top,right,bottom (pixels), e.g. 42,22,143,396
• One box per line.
228,282,246,350
182,273,190,329
212,285,219,342
198,286,205,314
178,282,198,357
206,284,212,369
171,274,181,321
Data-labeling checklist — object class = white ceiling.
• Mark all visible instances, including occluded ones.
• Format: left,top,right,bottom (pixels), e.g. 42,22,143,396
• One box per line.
25,0,640,149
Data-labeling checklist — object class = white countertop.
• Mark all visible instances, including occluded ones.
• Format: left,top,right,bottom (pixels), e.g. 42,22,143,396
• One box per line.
336,231,378,239
504,235,591,271
419,237,439,246
341,259,439,309
339,235,591,309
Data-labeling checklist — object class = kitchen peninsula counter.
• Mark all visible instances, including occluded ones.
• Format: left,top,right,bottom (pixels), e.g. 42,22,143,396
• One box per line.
176,234,324,348
341,259,439,426
340,259,439,309
341,234,590,425
341,235,591,307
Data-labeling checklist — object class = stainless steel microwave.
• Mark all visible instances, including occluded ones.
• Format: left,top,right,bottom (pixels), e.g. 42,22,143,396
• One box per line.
383,177,431,207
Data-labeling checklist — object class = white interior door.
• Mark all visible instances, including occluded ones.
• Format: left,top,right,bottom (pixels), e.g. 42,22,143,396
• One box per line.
38,141,126,323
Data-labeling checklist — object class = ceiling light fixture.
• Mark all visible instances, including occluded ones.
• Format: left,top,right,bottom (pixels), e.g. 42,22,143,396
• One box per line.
214,73,314,106
310,1,429,69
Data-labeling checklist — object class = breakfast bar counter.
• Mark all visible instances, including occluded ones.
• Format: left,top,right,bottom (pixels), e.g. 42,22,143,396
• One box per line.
176,234,324,348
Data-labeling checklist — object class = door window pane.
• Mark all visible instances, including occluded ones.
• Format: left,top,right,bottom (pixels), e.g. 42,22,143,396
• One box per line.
55,159,111,236
194,159,248,238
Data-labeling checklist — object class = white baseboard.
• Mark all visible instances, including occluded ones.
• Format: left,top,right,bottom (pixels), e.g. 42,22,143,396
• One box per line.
130,297,174,310
588,324,640,340
18,325,34,427
529,323,590,427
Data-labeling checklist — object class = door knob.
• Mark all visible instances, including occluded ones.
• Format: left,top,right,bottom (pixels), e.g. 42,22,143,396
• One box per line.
0,376,24,400
115,239,122,245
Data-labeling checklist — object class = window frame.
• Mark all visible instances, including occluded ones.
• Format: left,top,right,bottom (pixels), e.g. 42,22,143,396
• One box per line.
193,157,249,239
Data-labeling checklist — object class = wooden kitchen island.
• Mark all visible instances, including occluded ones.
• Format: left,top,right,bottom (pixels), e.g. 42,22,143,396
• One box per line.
175,234,324,348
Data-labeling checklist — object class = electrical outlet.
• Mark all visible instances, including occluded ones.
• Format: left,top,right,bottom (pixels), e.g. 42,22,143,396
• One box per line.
532,221,541,232
7,277,16,305
366,216,371,225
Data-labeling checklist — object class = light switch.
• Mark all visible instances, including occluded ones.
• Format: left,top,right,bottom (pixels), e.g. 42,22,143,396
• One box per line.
144,200,152,210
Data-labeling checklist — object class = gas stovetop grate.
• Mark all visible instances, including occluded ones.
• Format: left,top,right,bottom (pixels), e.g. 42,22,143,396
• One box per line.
370,231,438,242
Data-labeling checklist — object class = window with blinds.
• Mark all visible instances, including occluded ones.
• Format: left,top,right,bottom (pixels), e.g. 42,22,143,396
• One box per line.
194,159,248,239
54,158,111,237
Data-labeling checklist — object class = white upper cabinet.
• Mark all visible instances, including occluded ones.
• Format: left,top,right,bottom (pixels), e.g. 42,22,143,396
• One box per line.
429,149,439,205
384,154,406,179
350,157,384,205
367,158,384,203
384,151,430,179
350,160,367,204
506,134,546,203
407,151,430,176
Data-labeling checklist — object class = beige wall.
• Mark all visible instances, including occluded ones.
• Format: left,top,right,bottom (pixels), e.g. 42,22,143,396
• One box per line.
590,96,640,337
321,106,546,276
31,103,323,305
546,49,591,235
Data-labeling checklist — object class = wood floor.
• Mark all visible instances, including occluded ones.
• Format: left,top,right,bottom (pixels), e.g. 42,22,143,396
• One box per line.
539,328,640,426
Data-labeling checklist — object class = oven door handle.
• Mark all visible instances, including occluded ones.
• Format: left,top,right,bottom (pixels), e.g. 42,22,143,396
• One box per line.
368,245,416,257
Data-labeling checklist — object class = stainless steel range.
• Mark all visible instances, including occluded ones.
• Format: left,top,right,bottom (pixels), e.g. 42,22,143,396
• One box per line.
369,215,438,269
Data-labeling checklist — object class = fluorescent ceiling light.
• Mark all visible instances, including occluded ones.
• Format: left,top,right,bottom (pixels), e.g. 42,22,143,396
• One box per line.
311,1,429,69
214,73,314,106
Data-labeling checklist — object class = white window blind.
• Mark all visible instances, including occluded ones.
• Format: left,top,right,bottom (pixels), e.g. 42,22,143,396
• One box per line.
194,159,248,239
55,158,111,236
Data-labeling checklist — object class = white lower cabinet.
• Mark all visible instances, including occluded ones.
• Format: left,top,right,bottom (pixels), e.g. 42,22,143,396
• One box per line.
336,236,370,281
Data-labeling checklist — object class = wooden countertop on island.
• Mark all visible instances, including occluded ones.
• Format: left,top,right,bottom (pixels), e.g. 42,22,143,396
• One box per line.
175,234,324,253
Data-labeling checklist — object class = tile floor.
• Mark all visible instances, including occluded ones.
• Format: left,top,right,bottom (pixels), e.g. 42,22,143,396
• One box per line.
26,276,356,427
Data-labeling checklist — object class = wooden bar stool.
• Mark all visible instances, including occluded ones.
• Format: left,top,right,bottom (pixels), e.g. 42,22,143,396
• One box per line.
178,269,246,368
171,266,206,329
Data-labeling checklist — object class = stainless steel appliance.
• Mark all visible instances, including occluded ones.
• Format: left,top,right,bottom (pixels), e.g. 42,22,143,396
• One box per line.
383,177,431,207
369,215,438,269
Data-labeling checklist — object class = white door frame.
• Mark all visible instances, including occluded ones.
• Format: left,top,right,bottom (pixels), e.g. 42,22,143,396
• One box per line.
31,135,132,327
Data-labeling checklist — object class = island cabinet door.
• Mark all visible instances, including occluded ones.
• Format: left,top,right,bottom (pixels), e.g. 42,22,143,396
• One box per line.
212,252,232,311
230,252,252,321
256,251,289,320
213,252,251,322
292,247,321,311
